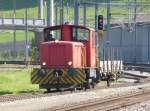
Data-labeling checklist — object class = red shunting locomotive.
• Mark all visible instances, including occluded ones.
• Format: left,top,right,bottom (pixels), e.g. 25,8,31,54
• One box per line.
31,24,122,91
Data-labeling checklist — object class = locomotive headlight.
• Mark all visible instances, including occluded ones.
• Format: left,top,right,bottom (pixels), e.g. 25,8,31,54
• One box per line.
42,62,47,66
68,61,72,66
55,40,59,43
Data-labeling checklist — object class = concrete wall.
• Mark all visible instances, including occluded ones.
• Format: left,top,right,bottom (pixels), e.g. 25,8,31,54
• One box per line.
103,23,150,64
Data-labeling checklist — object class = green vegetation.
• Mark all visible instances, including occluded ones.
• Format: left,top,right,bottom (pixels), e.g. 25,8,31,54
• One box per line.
0,31,34,43
0,69,43,95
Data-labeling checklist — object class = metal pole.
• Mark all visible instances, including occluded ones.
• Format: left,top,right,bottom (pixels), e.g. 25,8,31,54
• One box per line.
50,0,54,26
83,1,86,26
107,0,111,42
148,27,150,64
106,0,111,62
47,0,54,26
60,0,64,24
66,1,69,22
13,0,16,18
106,0,111,85
95,0,100,67
38,0,43,19
25,6,28,65
134,0,137,64
47,0,50,25
74,0,79,25
13,0,16,57
55,3,58,25
95,0,98,31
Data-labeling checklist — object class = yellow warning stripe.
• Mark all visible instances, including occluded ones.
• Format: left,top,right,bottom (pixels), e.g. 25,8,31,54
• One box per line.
60,76,67,84
75,70,86,83
31,74,37,82
63,69,82,84
39,70,53,84
32,75,41,83
74,73,85,83
62,69,77,84
61,74,71,84
62,69,72,84
45,69,54,84
48,73,54,84
32,69,53,84
31,68,86,85
31,70,39,79
61,69,72,84
31,69,38,76
76,69,85,79
71,73,82,84
51,79,56,84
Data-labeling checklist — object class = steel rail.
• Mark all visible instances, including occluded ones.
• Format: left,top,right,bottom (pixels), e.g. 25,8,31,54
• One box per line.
51,88,150,111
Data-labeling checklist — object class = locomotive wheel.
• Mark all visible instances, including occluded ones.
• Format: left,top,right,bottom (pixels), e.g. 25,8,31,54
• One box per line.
78,84,84,90
45,88,51,93
91,82,95,88
83,83,89,91
106,79,110,87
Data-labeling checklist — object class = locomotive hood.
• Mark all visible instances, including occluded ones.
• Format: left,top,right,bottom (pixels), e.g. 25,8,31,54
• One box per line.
40,41,86,68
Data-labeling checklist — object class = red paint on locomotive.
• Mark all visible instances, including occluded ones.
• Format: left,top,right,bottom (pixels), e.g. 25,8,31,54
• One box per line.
40,41,85,68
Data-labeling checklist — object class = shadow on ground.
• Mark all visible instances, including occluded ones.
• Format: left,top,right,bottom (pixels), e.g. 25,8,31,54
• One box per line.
0,91,13,95
19,90,40,93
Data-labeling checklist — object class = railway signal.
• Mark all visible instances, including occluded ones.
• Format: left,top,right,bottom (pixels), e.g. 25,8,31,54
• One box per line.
98,15,103,30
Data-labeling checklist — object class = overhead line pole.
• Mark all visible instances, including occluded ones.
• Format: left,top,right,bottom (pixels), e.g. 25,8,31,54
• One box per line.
134,0,137,64
83,0,86,26
74,0,79,25
106,0,111,81
107,0,111,43
60,0,64,24
13,0,16,57
47,0,54,26
25,5,29,66
38,0,43,19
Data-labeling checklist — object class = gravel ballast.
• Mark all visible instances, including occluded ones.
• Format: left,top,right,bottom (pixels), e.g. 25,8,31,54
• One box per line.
113,100,150,111
0,83,150,111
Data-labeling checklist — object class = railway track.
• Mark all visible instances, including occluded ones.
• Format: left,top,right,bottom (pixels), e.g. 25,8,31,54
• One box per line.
50,87,150,111
0,77,149,103
124,64,150,72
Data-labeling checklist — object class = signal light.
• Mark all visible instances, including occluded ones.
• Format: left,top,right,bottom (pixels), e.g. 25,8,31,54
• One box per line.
98,15,103,30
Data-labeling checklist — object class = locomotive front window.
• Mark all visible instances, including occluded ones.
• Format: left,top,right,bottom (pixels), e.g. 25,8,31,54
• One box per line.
44,28,61,41
72,28,89,41
50,29,61,40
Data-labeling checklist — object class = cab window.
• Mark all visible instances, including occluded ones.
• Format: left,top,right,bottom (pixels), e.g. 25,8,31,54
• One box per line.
72,27,89,41
44,28,61,41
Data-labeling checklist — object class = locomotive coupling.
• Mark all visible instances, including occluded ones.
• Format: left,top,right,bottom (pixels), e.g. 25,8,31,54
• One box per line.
53,69,63,78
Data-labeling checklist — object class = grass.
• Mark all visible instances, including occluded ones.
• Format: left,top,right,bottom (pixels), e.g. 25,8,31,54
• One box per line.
0,69,43,95
0,31,34,43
